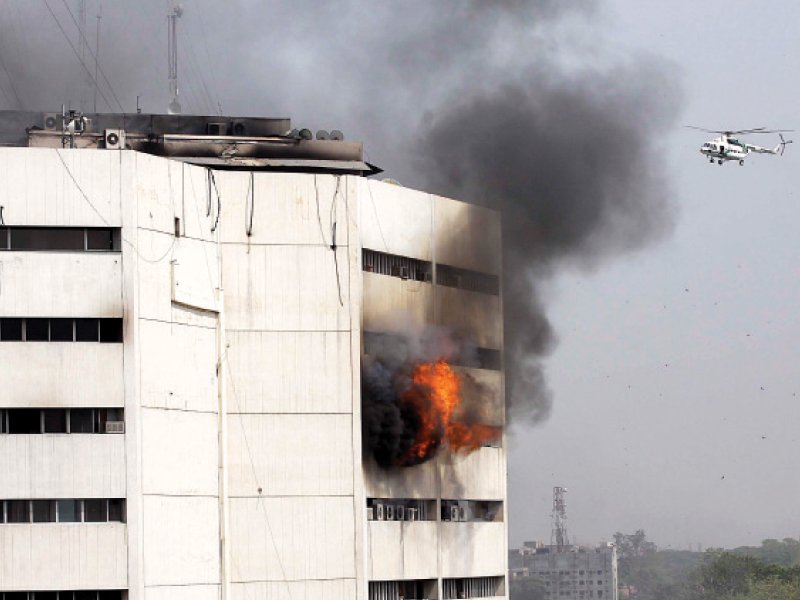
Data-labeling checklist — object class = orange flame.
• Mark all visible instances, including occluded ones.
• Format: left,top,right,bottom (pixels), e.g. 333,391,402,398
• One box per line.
399,359,501,465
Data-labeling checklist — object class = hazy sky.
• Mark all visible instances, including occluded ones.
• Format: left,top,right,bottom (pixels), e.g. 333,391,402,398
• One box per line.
2,0,798,550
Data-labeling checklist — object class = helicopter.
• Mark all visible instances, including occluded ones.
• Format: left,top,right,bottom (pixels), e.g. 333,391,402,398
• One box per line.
686,126,793,166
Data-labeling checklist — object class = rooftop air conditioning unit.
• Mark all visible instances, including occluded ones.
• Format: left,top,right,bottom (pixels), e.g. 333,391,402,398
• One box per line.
104,129,125,150
43,113,60,130
407,508,418,522
105,421,125,434
451,505,460,522
396,506,405,521
386,505,395,521
231,121,247,136
376,504,385,521
366,507,374,521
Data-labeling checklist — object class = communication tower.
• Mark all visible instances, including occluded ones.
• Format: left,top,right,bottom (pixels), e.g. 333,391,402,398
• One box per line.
551,486,569,550
167,3,183,114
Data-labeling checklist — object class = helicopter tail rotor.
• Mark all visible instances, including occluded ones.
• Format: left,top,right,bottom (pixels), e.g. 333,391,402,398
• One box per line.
779,133,793,156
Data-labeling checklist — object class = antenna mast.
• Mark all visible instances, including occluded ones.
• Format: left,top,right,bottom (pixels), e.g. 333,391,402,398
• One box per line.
93,3,101,113
167,3,183,114
551,486,569,550
77,0,90,111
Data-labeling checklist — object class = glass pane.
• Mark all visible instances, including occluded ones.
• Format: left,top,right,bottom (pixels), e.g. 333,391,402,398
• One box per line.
87,228,114,251
43,409,68,433
8,409,41,433
74,592,97,600
98,591,121,600
0,317,23,341
32,500,56,522
50,318,74,341
57,499,81,523
70,409,95,433
99,319,123,343
0,227,7,249
36,592,58,600
25,318,49,341
7,499,30,522
75,318,99,342
108,499,125,522
10,227,84,251
83,499,107,522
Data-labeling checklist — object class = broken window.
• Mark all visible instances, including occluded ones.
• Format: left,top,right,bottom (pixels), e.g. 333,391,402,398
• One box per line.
0,317,23,341
367,498,436,521
368,580,437,600
441,499,504,522
363,249,433,282
364,330,502,372
443,576,505,599
436,263,500,295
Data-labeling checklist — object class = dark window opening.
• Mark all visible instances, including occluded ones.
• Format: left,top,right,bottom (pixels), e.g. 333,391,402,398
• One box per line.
443,577,505,599
74,592,97,600
43,409,67,433
0,317,23,341
436,263,499,296
83,499,107,522
7,499,30,523
363,249,432,282
50,318,74,341
364,330,502,372
368,580,437,600
174,217,182,238
5,593,28,600
1,227,121,252
25,318,49,341
75,318,99,342
70,409,96,433
8,409,41,434
36,593,59,600
108,499,126,523
441,499,504,522
32,500,57,523
99,319,123,343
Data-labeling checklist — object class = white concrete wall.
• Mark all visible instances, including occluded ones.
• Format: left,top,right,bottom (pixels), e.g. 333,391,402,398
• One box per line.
0,253,122,317
439,523,506,577
0,434,125,498
0,343,123,407
367,521,438,580
0,523,127,590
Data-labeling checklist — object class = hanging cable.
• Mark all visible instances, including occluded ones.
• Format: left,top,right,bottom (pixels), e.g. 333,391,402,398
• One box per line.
0,205,5,226
245,172,254,237
209,169,221,232
330,176,343,306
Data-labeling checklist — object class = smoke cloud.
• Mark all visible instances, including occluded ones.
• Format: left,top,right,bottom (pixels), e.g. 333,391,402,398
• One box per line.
0,1,682,432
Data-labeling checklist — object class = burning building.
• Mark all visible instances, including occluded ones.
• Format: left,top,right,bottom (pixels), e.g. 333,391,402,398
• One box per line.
0,111,507,600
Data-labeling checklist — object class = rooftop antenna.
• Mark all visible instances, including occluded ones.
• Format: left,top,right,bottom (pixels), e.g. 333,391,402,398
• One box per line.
77,0,90,111
551,486,569,551
93,3,101,113
167,3,183,114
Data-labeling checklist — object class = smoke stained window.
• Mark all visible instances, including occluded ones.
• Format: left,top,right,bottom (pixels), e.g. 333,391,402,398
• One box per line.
367,498,436,522
364,330,502,372
442,576,505,599
368,580,437,600
363,248,432,282
436,263,500,296
0,408,123,435
441,499,504,522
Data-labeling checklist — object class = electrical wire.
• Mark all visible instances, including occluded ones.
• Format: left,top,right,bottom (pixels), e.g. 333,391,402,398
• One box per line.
245,172,254,237
41,0,118,112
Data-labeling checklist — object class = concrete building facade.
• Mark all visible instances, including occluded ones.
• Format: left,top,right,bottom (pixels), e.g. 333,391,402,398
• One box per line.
0,112,507,600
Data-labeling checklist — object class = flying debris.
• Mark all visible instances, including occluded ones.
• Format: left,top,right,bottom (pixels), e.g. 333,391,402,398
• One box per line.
687,126,793,165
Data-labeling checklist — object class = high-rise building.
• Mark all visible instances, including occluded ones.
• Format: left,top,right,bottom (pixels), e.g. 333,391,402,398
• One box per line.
0,111,507,600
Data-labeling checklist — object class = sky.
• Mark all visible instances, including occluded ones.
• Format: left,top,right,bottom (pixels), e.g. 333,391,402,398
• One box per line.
2,0,798,550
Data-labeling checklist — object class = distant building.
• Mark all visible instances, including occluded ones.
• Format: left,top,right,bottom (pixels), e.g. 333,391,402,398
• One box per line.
510,542,618,600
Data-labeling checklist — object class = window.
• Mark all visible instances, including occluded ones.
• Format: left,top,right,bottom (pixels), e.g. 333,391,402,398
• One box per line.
0,227,121,252
368,580,436,600
57,500,81,522
36,593,58,600
436,263,500,295
75,318,99,342
50,318,74,341
108,499,125,522
43,409,68,433
364,330,502,372
25,318,49,341
99,319,123,343
7,409,41,434
7,500,30,523
442,576,505,599
0,317,22,341
367,498,436,521
70,409,96,434
83,499,107,522
441,499,504,522
362,249,432,282
32,500,57,522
